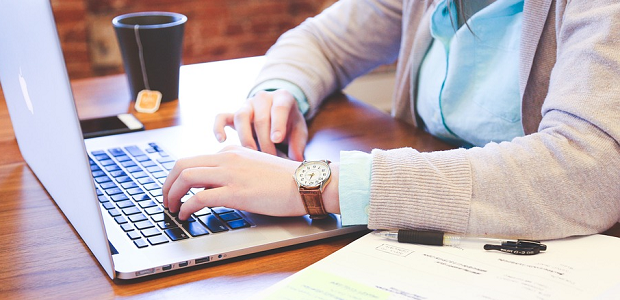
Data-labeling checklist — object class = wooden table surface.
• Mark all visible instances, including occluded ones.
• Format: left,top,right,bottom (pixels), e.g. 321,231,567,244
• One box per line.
1,57,618,299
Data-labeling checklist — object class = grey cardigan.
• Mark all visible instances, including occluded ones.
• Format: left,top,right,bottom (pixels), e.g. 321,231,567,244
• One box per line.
254,0,620,239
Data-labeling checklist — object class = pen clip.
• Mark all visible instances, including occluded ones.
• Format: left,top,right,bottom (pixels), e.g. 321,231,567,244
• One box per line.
484,239,547,255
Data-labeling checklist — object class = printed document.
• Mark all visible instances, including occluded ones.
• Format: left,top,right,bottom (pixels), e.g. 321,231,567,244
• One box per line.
257,233,620,299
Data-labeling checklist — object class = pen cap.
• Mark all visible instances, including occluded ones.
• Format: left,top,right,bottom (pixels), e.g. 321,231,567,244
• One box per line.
398,230,444,246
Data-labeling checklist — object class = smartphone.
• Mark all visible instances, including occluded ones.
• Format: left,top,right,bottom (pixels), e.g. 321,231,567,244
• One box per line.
80,113,145,139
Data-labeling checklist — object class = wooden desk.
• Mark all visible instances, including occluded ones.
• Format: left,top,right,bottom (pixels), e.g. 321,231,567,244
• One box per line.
1,57,618,299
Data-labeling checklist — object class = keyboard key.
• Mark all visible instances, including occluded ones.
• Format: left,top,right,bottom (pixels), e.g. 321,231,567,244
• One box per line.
157,157,175,164
138,177,155,185
126,188,144,195
108,148,125,157
161,162,176,170
143,183,160,191
211,207,233,214
111,194,129,202
94,175,111,184
108,208,121,217
147,235,169,245
126,166,142,173
129,213,148,223
105,165,121,172
92,170,105,177
146,166,162,173
134,220,154,230
127,231,141,240
116,155,131,162
151,171,168,179
99,159,116,166
91,150,106,156
150,189,163,197
182,222,209,237
98,195,109,203
141,160,156,167
102,202,115,210
105,187,123,196
100,182,117,190
122,182,139,190
131,171,148,179
164,228,190,241
116,200,135,209
218,212,241,221
227,219,251,229
179,215,196,223
116,176,133,183
133,194,151,202
139,200,159,209
120,223,134,232
94,155,111,162
193,207,212,216
157,213,179,229
157,219,179,230
122,207,141,215
180,194,192,203
151,213,165,222
125,145,145,157
197,215,228,233
134,155,150,162
114,216,128,224
109,170,127,177
134,239,148,248
121,161,137,168
141,228,161,237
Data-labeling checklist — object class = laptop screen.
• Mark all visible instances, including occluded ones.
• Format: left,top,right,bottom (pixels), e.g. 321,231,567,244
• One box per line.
0,0,115,278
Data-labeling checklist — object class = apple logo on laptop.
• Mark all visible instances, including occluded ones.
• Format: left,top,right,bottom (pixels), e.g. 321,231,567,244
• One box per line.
18,68,34,114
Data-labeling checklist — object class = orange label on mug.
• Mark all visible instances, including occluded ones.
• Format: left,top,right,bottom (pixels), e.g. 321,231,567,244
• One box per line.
135,90,162,113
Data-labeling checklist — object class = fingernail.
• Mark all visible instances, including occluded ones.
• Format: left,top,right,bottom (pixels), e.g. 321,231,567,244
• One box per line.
215,133,223,142
271,131,282,142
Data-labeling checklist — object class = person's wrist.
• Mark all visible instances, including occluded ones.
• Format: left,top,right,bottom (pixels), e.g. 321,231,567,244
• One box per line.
322,162,340,214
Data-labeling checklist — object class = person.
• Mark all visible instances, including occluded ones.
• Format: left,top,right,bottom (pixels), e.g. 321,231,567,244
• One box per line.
163,0,620,240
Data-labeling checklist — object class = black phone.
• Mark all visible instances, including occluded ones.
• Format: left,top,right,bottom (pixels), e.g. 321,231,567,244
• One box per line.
80,113,145,139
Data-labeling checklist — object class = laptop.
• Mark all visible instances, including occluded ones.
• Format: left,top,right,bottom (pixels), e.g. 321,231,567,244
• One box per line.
0,0,364,280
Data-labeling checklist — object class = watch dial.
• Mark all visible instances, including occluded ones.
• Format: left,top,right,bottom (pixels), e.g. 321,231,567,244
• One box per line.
295,161,330,188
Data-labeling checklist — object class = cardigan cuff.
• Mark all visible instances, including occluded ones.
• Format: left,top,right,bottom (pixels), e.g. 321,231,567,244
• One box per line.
368,147,472,233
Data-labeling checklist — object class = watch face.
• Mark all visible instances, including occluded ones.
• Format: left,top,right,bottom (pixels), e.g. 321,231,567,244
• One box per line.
295,161,331,188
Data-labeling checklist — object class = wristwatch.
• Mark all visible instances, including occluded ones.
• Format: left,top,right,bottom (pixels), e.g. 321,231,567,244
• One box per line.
293,160,331,219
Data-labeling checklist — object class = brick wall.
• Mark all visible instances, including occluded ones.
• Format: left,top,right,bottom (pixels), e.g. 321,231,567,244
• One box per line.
50,0,336,79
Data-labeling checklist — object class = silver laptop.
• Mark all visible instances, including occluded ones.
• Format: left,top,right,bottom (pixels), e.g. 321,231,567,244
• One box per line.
0,0,364,280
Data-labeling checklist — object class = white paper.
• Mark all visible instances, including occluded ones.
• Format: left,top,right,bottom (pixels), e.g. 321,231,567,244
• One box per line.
257,233,620,300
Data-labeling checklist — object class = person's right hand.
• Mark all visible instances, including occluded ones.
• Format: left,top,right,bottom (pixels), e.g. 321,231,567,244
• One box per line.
213,89,308,161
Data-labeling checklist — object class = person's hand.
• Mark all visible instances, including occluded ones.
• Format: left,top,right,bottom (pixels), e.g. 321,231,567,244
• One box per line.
213,89,307,161
163,145,336,220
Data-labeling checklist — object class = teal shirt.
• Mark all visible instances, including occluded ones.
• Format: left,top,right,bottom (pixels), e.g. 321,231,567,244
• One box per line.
417,0,525,148
255,0,525,226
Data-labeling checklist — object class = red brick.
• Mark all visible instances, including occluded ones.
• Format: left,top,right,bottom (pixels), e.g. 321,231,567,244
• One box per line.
51,0,335,78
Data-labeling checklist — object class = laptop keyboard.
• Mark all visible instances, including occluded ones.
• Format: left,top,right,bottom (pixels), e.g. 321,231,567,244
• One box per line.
89,142,252,249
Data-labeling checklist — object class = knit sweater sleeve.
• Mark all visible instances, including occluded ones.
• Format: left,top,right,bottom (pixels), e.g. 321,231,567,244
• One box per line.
252,0,404,119
368,1,620,240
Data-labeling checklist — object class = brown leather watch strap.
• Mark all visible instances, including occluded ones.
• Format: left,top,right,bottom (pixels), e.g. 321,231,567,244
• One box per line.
299,188,328,219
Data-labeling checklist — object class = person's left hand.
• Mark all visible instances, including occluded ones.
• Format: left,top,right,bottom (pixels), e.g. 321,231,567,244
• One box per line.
162,145,306,220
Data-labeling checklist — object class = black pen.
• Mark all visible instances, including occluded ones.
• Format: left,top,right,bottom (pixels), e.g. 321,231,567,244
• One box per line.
373,229,547,255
